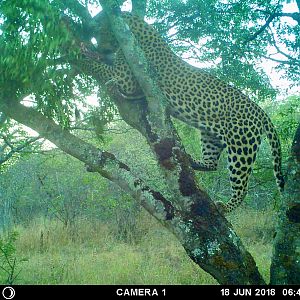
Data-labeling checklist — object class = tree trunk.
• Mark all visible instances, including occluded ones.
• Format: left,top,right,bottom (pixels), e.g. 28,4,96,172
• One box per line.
270,123,300,284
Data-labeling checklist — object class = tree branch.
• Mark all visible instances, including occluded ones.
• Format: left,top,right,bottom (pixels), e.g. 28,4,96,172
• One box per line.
268,29,300,66
0,98,175,224
0,135,42,165
56,0,92,22
244,9,300,45
243,13,277,44
0,113,7,126
275,12,300,23
260,53,295,65
1,134,14,149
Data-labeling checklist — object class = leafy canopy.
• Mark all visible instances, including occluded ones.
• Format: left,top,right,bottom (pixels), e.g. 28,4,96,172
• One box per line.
0,0,95,126
148,0,300,100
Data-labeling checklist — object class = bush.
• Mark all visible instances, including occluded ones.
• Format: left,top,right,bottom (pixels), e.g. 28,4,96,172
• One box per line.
0,231,27,284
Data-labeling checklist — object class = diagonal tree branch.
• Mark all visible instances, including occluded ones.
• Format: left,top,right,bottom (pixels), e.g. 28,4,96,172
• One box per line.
243,13,277,44
268,28,300,66
0,98,175,224
244,9,300,45
55,0,92,22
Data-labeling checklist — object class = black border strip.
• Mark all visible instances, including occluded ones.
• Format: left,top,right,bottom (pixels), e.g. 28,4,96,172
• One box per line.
1,285,300,299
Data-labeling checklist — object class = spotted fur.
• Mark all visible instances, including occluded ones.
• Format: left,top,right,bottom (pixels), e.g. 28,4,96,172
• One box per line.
77,13,284,213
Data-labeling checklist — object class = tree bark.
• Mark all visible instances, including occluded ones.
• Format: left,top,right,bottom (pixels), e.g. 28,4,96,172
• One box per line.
131,0,147,18
0,99,175,224
270,122,300,284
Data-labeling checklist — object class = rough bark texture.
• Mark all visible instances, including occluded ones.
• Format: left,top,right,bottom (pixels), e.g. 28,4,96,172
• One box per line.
270,123,300,284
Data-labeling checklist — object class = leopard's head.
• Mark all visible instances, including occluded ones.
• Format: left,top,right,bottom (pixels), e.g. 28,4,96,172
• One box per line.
92,12,119,54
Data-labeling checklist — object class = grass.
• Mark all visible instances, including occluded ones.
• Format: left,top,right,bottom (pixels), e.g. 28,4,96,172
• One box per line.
228,207,277,282
8,208,275,284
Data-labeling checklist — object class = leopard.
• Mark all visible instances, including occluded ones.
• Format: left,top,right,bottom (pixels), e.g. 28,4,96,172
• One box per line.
72,12,285,213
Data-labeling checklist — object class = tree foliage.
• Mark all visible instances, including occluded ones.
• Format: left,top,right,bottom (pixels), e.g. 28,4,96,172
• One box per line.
147,0,299,99
0,0,96,126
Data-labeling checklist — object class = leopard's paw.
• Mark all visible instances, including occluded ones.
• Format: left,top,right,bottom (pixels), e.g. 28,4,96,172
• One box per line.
215,201,227,215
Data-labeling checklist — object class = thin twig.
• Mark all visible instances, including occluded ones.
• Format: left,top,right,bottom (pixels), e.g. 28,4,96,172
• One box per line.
243,13,277,44
0,136,42,164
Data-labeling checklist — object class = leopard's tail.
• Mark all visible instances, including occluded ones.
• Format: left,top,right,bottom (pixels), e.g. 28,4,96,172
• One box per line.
263,112,285,192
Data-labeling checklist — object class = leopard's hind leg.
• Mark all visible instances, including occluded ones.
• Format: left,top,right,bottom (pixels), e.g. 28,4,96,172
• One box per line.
222,134,262,213
190,130,226,171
